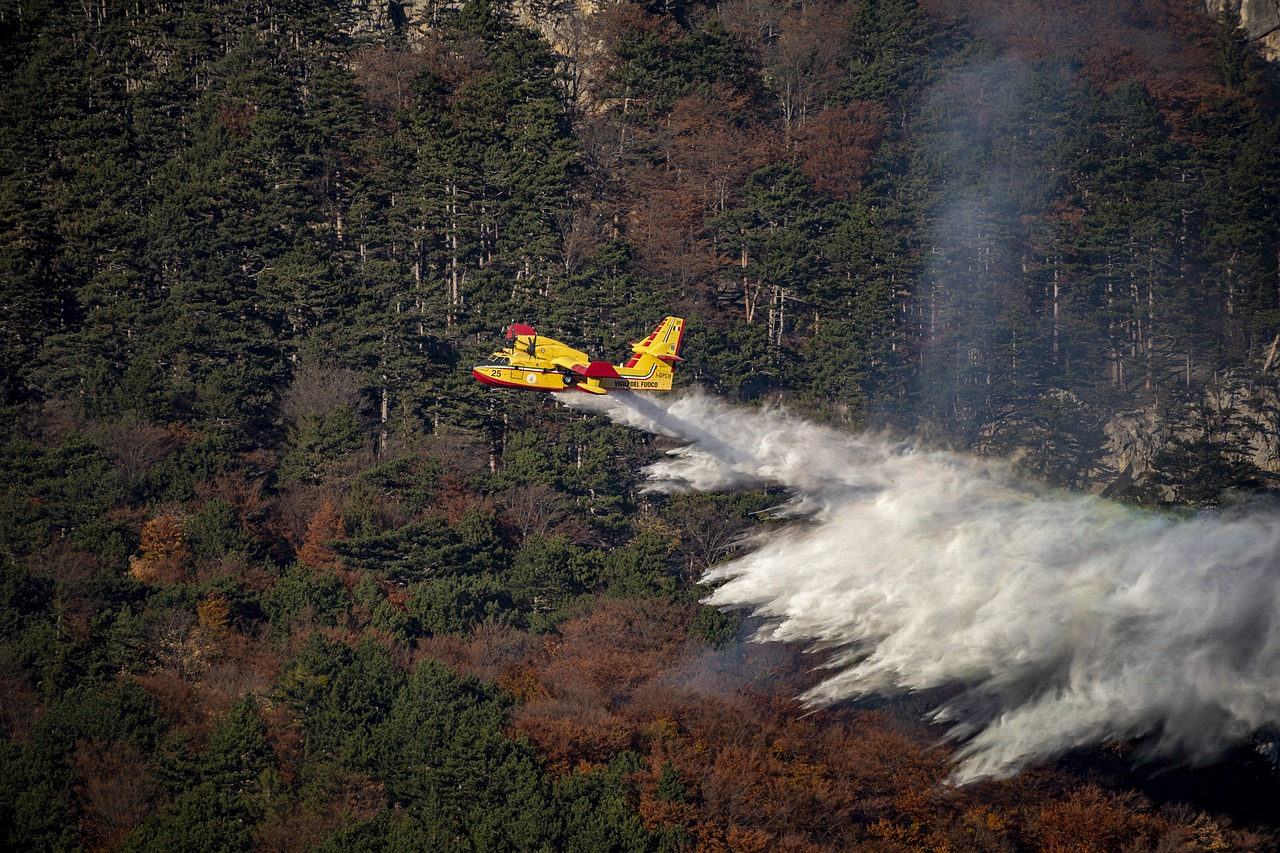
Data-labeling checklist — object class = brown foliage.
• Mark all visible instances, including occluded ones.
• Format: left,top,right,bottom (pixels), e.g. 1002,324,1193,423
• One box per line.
176,593,234,675
415,622,540,684
23,540,102,642
665,87,774,216
215,102,255,136
922,0,1227,131
665,500,749,577
90,412,177,487
198,652,276,722
792,102,887,200
251,767,385,853
351,46,435,116
1027,783,1168,852
0,651,42,741
638,789,699,834
504,592,1268,851
134,668,203,733
757,0,850,133
194,551,277,595
351,31,487,125
423,428,492,482
16,398,84,446
556,205,607,275
197,466,278,555
516,696,639,773
624,87,774,290
295,500,346,570
538,597,697,706
25,539,101,586
424,488,497,527
262,703,304,786
495,483,590,544
278,364,364,426
135,615,281,740
511,598,697,772
269,481,342,553
716,0,785,54
73,738,161,849
625,185,722,291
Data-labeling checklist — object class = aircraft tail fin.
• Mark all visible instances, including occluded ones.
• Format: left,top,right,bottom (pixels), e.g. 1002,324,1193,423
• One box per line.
624,317,684,367
507,323,537,339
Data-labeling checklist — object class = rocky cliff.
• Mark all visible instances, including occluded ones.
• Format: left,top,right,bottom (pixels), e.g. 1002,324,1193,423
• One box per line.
1206,0,1280,61
353,2,1280,66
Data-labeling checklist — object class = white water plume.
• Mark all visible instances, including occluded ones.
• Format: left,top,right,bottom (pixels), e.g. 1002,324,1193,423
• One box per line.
569,391,1280,782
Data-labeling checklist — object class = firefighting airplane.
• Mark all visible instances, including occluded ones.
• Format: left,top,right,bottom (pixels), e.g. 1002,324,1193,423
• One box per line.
472,317,684,395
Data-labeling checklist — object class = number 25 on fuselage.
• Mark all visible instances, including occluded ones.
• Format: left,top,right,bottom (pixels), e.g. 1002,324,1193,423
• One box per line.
472,317,684,396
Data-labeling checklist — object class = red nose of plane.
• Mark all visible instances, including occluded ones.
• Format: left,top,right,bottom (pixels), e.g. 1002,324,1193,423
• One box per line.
472,367,504,387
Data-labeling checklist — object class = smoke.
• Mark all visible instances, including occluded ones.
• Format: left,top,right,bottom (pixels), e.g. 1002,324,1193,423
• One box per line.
569,391,1280,783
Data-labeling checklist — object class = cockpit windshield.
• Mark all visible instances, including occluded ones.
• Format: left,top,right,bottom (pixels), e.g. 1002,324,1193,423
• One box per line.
482,355,511,367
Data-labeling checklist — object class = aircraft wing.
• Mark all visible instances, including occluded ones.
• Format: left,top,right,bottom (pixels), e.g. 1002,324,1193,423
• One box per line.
548,355,592,374
581,361,621,378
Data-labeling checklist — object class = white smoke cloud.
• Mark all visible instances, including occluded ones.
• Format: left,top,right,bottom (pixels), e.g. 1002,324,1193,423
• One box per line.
572,391,1280,783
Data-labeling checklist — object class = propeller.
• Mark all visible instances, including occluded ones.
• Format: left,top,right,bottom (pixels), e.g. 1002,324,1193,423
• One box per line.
506,323,538,355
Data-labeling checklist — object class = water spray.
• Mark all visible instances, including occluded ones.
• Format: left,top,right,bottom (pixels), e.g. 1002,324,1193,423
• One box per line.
568,391,1280,783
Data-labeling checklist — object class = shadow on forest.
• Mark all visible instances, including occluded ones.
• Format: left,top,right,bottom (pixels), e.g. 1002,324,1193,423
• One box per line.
1058,743,1280,831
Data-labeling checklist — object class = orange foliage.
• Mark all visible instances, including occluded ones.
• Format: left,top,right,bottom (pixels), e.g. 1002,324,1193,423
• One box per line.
296,500,345,569
638,790,699,834
725,824,774,853
1028,784,1168,852
516,697,639,774
424,488,497,526
128,514,191,584
496,664,550,704
504,592,1266,851
538,597,697,702
195,594,230,642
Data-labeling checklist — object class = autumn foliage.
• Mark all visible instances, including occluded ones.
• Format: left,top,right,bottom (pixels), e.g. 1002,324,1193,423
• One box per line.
4,0,1280,849
128,514,192,584
296,500,346,570
493,598,1272,851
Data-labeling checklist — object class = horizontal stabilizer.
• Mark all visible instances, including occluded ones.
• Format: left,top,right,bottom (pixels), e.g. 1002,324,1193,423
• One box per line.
629,317,684,361
507,323,536,339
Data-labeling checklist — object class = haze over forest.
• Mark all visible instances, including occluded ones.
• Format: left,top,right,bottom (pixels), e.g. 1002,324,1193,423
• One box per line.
3,0,1280,850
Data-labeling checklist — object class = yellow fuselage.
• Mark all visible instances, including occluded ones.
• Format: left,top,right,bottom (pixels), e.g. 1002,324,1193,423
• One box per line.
473,318,683,396
473,336,670,394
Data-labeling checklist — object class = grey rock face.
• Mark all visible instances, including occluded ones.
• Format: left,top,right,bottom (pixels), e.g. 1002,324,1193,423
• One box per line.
1206,0,1280,61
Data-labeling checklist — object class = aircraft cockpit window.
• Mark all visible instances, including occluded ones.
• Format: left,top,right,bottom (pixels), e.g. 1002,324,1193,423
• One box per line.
487,356,510,366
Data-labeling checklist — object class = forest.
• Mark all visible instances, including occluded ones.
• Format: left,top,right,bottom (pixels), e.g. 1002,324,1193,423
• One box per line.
2,0,1280,849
